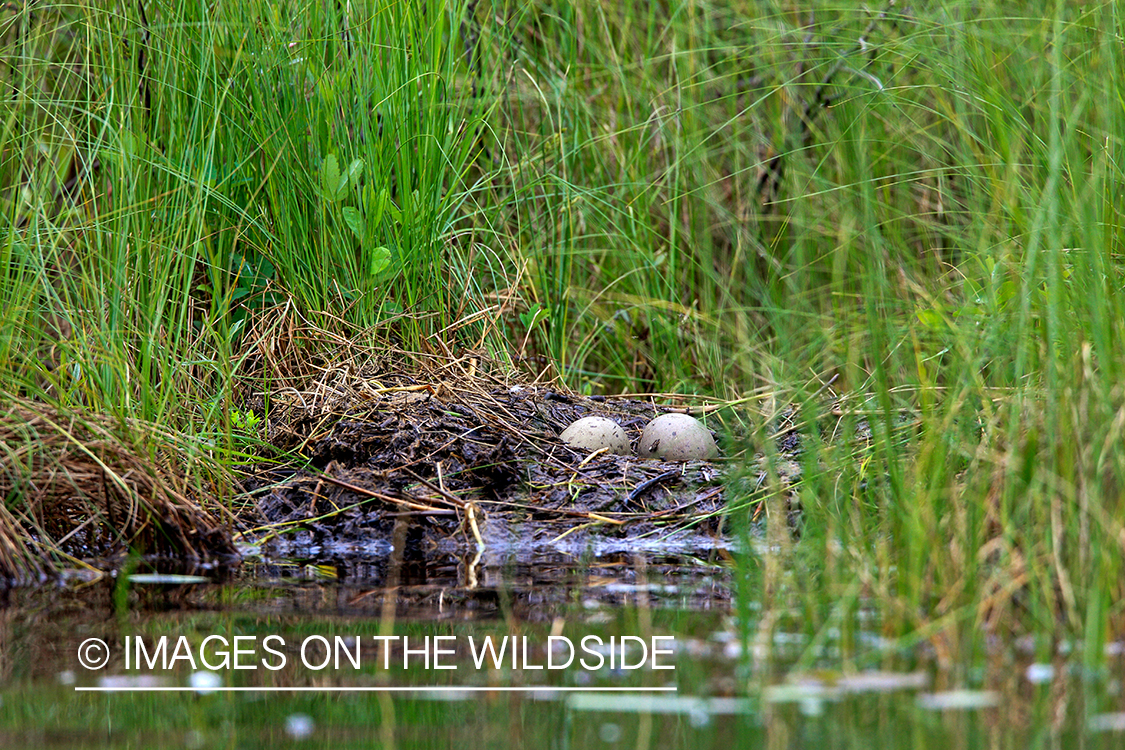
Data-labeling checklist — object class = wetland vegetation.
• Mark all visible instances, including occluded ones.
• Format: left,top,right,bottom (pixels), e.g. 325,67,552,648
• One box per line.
2,0,1125,744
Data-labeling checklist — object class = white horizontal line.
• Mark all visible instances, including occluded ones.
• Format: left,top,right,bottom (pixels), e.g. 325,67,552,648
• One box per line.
76,686,678,693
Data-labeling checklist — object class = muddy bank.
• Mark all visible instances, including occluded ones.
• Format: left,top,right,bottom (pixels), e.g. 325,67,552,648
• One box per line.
2,351,804,583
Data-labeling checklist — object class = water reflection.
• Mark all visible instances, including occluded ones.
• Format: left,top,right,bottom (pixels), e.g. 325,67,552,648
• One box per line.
1,545,1123,749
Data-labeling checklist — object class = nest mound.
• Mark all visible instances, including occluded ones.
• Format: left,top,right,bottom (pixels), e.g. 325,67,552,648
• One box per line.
239,350,756,556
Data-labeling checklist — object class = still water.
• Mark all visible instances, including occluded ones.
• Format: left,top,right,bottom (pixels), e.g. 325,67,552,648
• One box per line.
2,542,1123,748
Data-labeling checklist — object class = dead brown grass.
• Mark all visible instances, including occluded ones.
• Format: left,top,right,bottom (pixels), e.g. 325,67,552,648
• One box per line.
0,396,235,582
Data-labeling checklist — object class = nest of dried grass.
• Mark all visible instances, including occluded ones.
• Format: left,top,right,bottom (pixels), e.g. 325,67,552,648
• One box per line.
0,397,236,583
235,333,750,553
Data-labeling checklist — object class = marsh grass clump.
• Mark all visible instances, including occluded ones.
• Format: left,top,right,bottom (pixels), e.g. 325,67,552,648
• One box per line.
0,397,236,580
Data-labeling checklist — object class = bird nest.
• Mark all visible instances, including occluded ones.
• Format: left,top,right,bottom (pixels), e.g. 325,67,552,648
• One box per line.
236,349,762,559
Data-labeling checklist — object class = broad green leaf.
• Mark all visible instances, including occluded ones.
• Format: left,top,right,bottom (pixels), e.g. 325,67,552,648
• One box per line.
346,159,364,187
342,206,364,241
915,308,943,331
320,154,346,202
368,246,391,277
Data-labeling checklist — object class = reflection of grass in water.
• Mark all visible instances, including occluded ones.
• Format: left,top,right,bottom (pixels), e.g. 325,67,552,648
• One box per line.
2,0,1125,656
0,582,1106,744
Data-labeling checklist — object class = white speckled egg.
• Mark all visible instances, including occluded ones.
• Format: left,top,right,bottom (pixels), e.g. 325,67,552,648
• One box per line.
638,413,718,460
559,416,630,455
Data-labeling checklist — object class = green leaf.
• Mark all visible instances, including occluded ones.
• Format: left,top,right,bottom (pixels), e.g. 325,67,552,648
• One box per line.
342,206,364,241
384,194,402,223
368,246,391,277
320,154,346,202
370,186,387,225
369,187,401,225
346,159,364,187
915,308,943,331
520,304,550,329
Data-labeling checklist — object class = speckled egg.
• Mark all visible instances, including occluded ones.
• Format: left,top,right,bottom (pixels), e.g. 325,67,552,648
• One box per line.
559,416,631,455
638,413,718,460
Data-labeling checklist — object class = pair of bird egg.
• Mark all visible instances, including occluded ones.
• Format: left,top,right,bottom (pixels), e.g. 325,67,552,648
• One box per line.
559,414,718,461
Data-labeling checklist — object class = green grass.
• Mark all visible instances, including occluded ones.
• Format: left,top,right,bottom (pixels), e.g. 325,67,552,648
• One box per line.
3,0,1125,655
